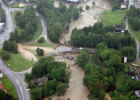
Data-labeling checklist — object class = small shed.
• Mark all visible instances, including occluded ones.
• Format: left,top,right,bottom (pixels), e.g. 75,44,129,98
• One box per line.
121,2,127,9
66,53,73,60
135,90,140,97
0,70,3,78
31,77,48,86
135,74,140,80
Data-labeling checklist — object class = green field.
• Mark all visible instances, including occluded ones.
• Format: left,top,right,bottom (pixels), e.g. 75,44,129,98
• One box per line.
0,75,18,99
6,53,33,71
101,10,127,26
28,41,54,47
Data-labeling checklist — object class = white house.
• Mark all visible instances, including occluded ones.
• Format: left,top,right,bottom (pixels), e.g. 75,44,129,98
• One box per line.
121,2,127,9
0,70,3,78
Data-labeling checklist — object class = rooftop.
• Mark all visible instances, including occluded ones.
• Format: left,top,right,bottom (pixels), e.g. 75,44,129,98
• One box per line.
66,0,80,3
135,74,140,80
31,77,48,84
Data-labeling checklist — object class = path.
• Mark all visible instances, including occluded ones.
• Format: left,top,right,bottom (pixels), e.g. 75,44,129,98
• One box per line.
52,59,89,100
59,0,111,44
125,17,140,62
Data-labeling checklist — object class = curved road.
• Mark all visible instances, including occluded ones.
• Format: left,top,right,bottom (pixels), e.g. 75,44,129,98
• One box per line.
0,1,73,100
125,17,140,62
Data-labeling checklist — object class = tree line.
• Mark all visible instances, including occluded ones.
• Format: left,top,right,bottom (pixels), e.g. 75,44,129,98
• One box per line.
127,6,140,31
36,0,80,43
25,56,70,100
71,22,136,62
10,7,38,42
77,44,140,99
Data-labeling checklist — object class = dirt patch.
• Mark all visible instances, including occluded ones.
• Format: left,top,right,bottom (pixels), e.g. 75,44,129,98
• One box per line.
105,93,111,100
18,44,37,62
52,54,89,100
21,45,56,54
59,0,111,44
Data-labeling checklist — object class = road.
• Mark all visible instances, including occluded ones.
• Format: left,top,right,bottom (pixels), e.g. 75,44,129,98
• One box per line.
0,1,30,100
0,0,14,48
125,17,140,62
128,0,134,9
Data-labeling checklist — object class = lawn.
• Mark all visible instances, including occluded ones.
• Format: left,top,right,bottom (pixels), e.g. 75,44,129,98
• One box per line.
101,10,127,26
0,75,18,100
28,41,54,47
6,53,33,71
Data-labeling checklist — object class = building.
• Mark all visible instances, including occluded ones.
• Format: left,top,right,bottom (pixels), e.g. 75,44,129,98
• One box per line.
0,82,7,93
122,56,127,63
31,77,48,86
114,24,125,33
135,90,140,97
135,74,140,80
121,2,127,9
59,0,80,3
0,70,3,78
134,0,140,8
0,23,5,34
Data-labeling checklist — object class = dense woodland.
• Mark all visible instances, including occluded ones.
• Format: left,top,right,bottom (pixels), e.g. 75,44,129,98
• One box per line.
77,45,140,99
35,0,80,43
71,22,136,62
127,6,140,31
10,7,38,42
25,57,70,100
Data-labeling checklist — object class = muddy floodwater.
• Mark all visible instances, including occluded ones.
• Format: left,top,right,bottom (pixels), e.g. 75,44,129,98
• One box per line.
52,0,111,100
54,0,111,44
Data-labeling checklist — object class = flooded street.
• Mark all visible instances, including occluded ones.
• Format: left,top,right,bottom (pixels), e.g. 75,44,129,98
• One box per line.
52,54,89,100
55,0,111,44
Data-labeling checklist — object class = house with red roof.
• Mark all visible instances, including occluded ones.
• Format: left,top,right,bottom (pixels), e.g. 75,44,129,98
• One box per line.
0,82,7,93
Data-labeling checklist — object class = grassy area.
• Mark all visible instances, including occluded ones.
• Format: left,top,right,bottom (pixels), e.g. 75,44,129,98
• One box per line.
0,75,18,100
28,41,54,47
101,10,127,26
5,53,33,71
30,19,42,41
10,2,19,8
129,24,140,43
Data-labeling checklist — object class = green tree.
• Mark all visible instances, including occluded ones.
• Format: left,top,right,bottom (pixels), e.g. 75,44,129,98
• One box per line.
0,89,7,100
86,5,89,10
0,50,10,61
56,83,67,96
3,40,18,53
107,54,125,71
31,88,42,100
77,49,89,68
36,48,44,56
38,37,44,43
92,1,95,7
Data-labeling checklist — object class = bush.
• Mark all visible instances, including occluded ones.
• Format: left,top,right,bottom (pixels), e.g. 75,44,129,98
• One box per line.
36,48,44,56
92,1,95,7
2,40,18,53
56,83,67,96
86,5,89,10
38,37,44,43
0,51,10,61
